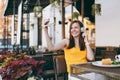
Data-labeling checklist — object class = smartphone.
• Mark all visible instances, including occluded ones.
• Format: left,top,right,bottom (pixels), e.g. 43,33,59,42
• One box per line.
44,20,49,25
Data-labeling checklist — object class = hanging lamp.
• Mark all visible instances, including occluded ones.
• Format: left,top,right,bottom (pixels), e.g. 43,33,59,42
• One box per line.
33,0,42,18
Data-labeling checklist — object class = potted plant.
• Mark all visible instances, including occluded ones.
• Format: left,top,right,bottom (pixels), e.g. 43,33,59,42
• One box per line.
73,12,80,20
92,4,101,16
34,5,42,18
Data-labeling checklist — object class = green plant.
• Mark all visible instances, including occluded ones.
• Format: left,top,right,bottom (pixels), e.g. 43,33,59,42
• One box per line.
73,12,80,20
33,6,42,17
50,0,60,4
92,4,101,16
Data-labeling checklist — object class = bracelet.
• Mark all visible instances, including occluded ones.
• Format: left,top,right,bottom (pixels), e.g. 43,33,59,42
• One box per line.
85,42,90,46
44,26,48,29
43,26,48,30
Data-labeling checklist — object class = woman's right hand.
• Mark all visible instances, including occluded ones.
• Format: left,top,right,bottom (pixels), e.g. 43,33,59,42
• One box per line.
82,32,89,44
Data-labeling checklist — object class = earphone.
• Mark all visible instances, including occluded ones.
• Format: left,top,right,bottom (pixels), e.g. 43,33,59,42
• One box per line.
81,27,85,32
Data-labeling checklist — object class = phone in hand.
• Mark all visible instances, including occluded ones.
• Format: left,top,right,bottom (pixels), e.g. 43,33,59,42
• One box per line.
44,19,50,25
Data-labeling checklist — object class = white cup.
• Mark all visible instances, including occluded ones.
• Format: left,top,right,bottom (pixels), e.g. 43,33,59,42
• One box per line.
115,55,120,62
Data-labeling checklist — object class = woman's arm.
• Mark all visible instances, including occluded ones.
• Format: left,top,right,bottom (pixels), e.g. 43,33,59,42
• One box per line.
82,33,95,61
85,43,95,61
43,19,68,51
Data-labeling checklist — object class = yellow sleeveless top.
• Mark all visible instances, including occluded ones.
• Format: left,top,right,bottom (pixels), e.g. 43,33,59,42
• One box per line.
64,46,87,74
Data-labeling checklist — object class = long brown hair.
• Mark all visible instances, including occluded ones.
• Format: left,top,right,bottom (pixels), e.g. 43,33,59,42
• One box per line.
67,20,85,50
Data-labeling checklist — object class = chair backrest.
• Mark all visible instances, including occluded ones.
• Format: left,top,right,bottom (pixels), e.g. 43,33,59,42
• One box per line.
53,55,67,74
101,50,117,60
53,55,68,80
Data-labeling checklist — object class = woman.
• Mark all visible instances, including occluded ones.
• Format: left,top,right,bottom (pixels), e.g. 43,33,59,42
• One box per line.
43,19,94,74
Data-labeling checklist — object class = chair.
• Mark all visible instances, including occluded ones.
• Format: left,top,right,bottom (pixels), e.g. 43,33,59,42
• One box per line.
41,52,68,80
41,70,55,80
53,55,68,80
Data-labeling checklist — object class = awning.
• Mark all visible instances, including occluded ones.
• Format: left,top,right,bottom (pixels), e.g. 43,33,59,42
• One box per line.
4,0,50,16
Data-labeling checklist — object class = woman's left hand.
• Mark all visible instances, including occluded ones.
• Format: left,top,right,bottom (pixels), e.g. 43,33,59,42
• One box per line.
82,32,89,43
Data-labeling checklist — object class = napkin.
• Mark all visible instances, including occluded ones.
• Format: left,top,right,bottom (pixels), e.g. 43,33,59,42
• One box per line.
78,72,107,80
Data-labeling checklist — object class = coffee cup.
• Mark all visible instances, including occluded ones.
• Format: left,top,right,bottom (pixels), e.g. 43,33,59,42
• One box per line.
115,55,120,62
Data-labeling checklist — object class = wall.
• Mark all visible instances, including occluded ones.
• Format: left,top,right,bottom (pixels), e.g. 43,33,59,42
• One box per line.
0,0,8,38
42,3,62,47
96,0,120,47
29,13,38,47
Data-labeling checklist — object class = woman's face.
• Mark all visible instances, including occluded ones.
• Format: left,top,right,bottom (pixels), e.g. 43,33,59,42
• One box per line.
70,22,81,38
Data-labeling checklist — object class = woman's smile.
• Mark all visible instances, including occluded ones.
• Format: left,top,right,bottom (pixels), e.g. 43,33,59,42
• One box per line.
71,23,81,37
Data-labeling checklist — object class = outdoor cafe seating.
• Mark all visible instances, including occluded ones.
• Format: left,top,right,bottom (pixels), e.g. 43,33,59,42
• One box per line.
30,50,68,80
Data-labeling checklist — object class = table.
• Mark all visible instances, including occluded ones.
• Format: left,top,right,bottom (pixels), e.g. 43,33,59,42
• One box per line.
30,51,64,58
70,62,120,80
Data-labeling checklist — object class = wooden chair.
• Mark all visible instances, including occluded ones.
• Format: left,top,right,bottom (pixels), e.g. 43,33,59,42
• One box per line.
53,55,68,80
41,51,68,80
101,50,117,60
41,70,55,80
